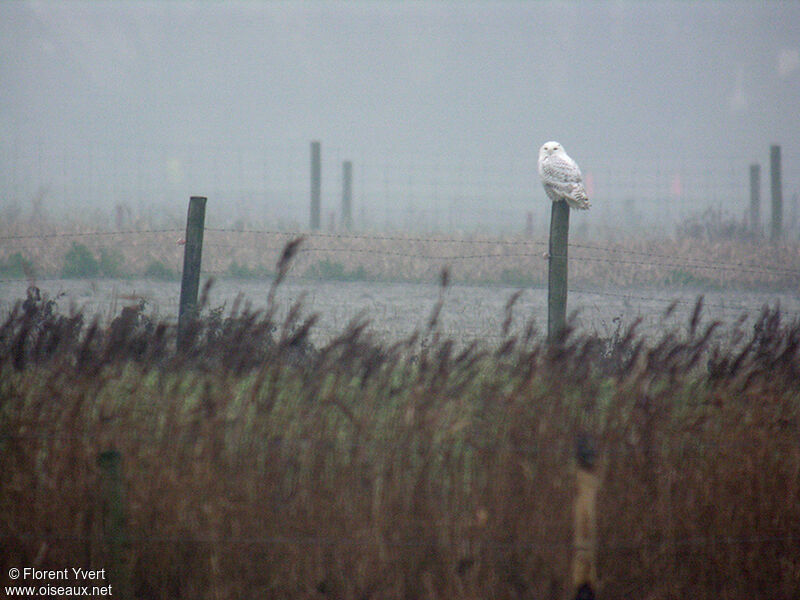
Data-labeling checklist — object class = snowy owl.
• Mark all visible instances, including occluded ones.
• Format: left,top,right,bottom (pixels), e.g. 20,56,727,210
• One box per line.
538,141,591,210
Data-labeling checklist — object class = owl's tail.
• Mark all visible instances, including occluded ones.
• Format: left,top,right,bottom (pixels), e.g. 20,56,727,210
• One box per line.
567,184,591,210
567,196,591,210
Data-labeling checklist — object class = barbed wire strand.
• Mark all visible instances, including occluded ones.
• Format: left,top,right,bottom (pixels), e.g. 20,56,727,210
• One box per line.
0,228,182,241
205,227,800,275
2,226,799,275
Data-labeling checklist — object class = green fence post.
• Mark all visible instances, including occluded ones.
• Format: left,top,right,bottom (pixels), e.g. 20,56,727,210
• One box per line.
97,449,132,599
547,200,570,342
178,196,207,347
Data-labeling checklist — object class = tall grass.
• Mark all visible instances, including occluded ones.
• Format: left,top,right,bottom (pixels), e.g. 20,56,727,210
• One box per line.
1,270,799,598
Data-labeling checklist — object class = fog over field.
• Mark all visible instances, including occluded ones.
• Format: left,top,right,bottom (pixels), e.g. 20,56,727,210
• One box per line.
1,1,799,233
4,6,800,598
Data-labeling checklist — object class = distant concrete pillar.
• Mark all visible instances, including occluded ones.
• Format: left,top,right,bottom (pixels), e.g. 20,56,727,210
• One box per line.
770,145,782,241
310,141,321,230
749,164,760,236
342,160,353,230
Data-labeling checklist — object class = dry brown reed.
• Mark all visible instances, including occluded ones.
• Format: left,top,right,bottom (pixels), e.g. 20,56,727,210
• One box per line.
1,269,799,599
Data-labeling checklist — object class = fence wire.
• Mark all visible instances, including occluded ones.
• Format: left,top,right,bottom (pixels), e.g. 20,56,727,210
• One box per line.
3,226,799,274
5,141,799,238
1,227,799,329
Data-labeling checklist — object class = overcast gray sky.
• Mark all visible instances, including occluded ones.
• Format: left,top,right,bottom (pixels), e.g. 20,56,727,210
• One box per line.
1,1,798,230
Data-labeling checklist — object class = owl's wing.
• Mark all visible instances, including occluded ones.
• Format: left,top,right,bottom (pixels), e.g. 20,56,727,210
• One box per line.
541,155,590,209
542,154,583,185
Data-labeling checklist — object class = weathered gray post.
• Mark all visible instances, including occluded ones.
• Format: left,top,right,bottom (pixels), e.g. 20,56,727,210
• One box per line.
342,160,353,231
770,145,782,241
178,196,206,345
310,141,321,230
98,450,132,599
548,200,570,341
749,163,760,236
571,435,599,600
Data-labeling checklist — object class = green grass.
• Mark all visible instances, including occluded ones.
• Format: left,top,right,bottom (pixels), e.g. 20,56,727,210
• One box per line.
0,252,34,278
99,246,128,278
61,241,100,278
144,259,179,281
305,257,370,282
226,260,273,280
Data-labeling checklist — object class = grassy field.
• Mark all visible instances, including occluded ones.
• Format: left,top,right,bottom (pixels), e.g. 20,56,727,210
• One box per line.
2,217,800,289
1,266,799,598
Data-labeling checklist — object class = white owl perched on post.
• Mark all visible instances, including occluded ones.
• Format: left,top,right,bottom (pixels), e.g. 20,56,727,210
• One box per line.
538,141,591,210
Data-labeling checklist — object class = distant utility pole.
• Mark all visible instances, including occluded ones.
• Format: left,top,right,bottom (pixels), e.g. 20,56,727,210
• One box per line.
342,160,353,231
749,163,760,236
770,144,782,241
310,141,321,230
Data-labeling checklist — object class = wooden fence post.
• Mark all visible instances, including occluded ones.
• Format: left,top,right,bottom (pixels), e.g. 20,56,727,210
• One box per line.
548,200,570,342
342,160,353,231
310,141,321,230
770,145,782,241
572,434,599,600
749,163,760,236
97,449,132,599
178,196,207,347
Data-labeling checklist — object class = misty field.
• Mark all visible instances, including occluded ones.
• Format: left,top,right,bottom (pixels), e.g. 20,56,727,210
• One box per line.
1,270,799,599
3,215,800,291
5,1,800,595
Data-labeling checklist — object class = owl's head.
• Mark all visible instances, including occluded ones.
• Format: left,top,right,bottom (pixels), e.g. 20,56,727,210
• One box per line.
539,141,564,159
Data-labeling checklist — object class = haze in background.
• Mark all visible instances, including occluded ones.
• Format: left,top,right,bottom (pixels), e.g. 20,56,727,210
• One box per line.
2,1,798,234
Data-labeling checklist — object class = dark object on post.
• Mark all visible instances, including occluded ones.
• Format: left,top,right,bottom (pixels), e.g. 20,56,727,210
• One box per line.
311,141,321,230
770,145,782,241
178,196,207,347
548,200,570,342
